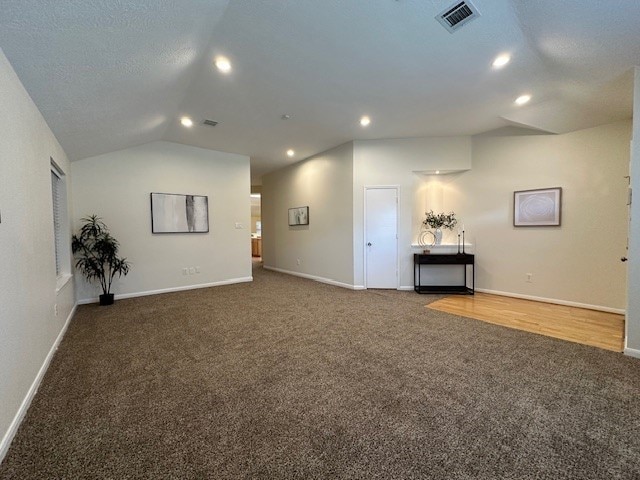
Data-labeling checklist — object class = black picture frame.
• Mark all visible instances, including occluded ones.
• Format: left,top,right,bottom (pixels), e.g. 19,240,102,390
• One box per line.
288,206,309,226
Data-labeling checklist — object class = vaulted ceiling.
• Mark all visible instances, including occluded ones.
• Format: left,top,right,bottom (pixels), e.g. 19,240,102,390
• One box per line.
1,1,639,184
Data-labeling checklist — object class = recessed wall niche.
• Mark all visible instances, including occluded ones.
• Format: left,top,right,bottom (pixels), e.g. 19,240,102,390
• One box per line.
413,170,468,245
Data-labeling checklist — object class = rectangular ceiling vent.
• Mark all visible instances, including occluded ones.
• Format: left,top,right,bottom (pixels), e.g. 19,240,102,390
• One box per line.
436,1,480,33
203,119,218,127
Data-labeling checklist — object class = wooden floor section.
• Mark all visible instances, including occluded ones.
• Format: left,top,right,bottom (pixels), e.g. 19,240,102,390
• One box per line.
427,293,624,352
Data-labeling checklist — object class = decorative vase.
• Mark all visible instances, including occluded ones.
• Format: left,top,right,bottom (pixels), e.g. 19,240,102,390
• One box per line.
434,228,443,245
99,293,114,306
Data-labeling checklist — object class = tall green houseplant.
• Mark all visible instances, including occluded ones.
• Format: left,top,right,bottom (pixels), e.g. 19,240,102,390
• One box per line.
72,215,131,305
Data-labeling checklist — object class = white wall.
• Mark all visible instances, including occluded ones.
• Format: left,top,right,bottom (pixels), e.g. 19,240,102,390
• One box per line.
353,137,472,288
627,68,640,355
446,121,630,311
0,49,75,458
71,141,251,301
262,142,354,287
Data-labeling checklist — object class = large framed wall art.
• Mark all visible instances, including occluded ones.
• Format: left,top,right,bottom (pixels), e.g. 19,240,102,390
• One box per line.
513,187,561,227
150,192,209,233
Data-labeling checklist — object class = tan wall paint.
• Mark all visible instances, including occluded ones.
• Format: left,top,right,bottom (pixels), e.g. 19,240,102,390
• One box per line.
262,123,628,312
72,141,251,301
353,137,473,288
447,121,630,310
262,142,354,286
0,49,75,455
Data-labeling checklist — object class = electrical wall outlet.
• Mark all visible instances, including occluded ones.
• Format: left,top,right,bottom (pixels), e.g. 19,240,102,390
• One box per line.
195,266,201,274
526,273,533,283
54,304,58,316
182,268,188,275
235,222,243,229
296,258,301,266
189,267,195,275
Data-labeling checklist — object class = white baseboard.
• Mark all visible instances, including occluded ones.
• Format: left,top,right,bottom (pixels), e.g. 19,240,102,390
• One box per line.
475,288,625,315
77,277,253,305
260,269,414,293
624,347,640,359
0,304,77,464
398,286,414,291
263,266,360,290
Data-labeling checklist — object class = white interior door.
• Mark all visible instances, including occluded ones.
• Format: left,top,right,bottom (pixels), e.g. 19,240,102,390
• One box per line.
365,187,398,289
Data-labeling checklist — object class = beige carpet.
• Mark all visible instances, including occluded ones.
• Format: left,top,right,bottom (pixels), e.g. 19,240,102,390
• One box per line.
1,265,639,479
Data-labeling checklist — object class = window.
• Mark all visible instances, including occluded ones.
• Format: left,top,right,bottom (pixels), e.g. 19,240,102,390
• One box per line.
50,159,70,282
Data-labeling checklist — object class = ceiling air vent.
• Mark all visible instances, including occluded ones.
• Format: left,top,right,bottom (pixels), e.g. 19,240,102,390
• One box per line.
436,1,480,33
202,119,218,127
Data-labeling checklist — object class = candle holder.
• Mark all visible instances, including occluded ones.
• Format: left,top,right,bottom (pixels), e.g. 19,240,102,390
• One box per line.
457,234,461,254
462,230,466,254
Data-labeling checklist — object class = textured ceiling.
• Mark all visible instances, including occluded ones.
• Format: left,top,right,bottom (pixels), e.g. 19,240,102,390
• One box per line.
1,0,638,184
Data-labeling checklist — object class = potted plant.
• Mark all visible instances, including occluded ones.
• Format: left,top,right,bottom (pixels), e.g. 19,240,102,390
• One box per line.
423,210,457,245
72,215,131,305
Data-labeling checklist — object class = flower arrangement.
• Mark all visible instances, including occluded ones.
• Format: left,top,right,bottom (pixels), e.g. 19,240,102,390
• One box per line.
423,210,457,230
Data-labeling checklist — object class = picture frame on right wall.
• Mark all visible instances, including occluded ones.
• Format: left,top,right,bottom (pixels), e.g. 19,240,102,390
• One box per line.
514,187,562,227
288,206,309,226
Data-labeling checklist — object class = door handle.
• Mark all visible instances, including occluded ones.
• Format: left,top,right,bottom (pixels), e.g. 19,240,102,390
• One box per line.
621,257,628,262
367,242,372,246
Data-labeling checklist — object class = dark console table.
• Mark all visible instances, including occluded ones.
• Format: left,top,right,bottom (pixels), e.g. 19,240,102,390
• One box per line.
413,253,474,294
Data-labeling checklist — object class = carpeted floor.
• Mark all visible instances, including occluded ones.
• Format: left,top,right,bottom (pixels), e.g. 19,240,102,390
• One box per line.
1,265,639,479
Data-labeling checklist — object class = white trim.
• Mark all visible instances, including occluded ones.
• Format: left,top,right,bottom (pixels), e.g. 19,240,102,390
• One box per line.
55,273,73,293
475,288,625,315
398,286,414,291
625,306,630,362
623,347,640,359
0,304,77,464
364,185,400,290
264,266,360,290
410,243,474,253
77,277,253,305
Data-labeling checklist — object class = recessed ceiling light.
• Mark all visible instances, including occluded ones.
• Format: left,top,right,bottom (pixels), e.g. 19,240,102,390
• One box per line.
435,170,440,175
515,94,531,106
281,114,292,120
180,116,193,127
492,54,511,68
214,56,232,73
360,115,371,127
287,149,295,157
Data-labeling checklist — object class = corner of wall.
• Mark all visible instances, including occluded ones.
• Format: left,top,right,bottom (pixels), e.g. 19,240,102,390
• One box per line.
262,142,355,286
625,66,640,352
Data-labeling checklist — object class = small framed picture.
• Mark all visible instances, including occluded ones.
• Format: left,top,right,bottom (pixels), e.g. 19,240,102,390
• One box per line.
514,187,562,227
288,206,309,226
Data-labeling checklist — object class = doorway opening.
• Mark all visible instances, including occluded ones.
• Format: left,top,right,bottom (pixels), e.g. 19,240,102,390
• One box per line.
251,193,262,262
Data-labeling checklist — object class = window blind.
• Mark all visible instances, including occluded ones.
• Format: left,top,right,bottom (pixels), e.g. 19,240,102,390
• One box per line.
51,169,63,277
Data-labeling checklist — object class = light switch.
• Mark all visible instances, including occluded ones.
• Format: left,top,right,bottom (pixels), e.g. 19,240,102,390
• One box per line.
235,222,243,229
